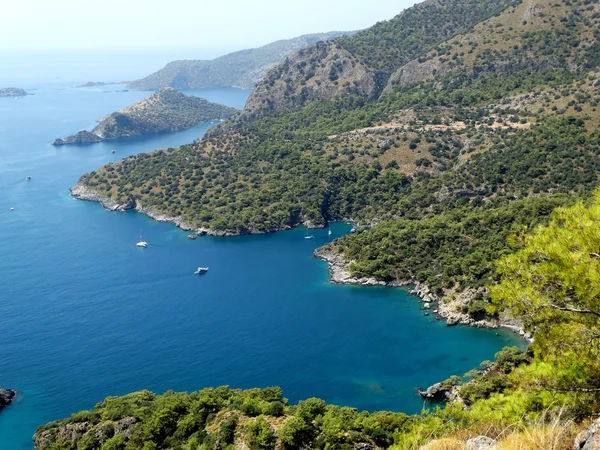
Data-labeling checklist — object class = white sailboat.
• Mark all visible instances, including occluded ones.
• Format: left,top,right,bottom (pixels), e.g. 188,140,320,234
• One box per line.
328,230,332,236
304,228,314,239
194,267,209,275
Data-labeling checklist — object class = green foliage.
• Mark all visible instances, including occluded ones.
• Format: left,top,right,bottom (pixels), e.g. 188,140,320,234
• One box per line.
490,189,600,414
246,417,276,450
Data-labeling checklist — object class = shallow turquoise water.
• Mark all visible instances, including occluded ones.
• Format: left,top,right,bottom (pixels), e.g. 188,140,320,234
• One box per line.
0,84,522,449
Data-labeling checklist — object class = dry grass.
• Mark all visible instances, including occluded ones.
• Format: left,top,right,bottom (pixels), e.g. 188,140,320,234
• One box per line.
398,408,584,450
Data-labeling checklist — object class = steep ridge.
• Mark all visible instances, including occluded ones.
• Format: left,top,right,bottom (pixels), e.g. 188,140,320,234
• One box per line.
127,32,353,91
244,0,516,114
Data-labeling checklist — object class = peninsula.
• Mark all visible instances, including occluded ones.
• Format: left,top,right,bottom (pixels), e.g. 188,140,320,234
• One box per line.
127,31,353,90
0,88,28,97
52,88,238,145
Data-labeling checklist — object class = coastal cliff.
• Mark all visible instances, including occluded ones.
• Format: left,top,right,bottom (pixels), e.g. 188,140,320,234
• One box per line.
0,88,28,97
53,88,238,145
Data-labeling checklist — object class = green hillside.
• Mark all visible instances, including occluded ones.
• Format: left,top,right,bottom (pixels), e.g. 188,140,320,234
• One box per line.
62,0,600,446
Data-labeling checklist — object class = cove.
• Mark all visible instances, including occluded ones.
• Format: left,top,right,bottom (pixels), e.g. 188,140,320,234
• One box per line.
0,84,522,449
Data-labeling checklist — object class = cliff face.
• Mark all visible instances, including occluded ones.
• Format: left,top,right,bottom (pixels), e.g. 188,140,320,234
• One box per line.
52,88,238,145
244,42,376,115
127,31,353,91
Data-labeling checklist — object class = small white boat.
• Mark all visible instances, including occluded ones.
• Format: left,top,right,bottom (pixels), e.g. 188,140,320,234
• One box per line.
136,232,148,247
304,236,315,239
194,267,209,275
350,226,357,233
10,207,14,211
328,230,332,236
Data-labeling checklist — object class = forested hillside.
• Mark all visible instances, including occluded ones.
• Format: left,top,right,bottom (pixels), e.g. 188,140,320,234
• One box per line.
76,0,600,295
57,0,600,447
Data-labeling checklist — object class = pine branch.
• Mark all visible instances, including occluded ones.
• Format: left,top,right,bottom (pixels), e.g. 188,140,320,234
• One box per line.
542,304,600,318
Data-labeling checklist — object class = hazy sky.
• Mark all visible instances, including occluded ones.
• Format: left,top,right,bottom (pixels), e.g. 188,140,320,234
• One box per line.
2,0,418,53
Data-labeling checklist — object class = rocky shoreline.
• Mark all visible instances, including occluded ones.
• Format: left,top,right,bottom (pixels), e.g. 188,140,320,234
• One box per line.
313,247,531,340
70,183,299,237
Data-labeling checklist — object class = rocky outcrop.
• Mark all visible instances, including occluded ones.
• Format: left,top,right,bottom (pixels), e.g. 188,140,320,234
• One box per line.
244,42,376,116
53,131,103,145
0,388,16,411
466,436,498,450
33,417,136,450
575,418,600,450
0,87,28,97
417,382,459,402
53,88,238,145
313,247,395,287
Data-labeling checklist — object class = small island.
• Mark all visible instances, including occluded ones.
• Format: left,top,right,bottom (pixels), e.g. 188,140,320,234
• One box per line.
52,87,238,145
0,88,28,97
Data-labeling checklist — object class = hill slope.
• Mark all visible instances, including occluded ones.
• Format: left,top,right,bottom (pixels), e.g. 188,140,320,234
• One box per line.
243,0,516,114
127,32,353,91
74,0,600,311
53,88,238,145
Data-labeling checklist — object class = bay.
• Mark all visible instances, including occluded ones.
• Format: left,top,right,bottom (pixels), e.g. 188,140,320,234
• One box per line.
0,83,522,449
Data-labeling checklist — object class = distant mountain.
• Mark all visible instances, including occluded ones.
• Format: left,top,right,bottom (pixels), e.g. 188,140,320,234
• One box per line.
0,88,28,97
53,88,237,145
126,31,354,91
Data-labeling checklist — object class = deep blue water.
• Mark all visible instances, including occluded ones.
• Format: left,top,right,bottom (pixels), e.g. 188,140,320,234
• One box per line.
0,84,522,449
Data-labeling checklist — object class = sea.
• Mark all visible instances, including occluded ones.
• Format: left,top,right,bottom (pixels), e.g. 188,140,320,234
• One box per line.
0,53,523,449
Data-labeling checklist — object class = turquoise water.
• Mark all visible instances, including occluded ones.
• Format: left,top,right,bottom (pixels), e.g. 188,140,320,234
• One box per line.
0,84,522,449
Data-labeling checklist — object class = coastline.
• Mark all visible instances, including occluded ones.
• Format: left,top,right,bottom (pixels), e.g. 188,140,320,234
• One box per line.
70,182,306,237
313,247,532,342
71,182,531,342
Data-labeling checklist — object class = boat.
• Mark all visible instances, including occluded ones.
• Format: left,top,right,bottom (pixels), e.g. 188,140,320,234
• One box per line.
304,229,315,239
111,150,116,154
26,176,31,181
350,225,357,233
328,230,332,236
136,233,148,248
10,207,14,211
187,234,198,240
194,267,209,275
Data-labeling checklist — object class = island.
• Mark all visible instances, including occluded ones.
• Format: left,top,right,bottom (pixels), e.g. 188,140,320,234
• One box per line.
52,88,238,145
75,81,119,88
0,88,28,97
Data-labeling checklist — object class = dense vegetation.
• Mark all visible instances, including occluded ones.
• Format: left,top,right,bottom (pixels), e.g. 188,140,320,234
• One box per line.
127,32,352,91
54,88,237,145
49,0,600,447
